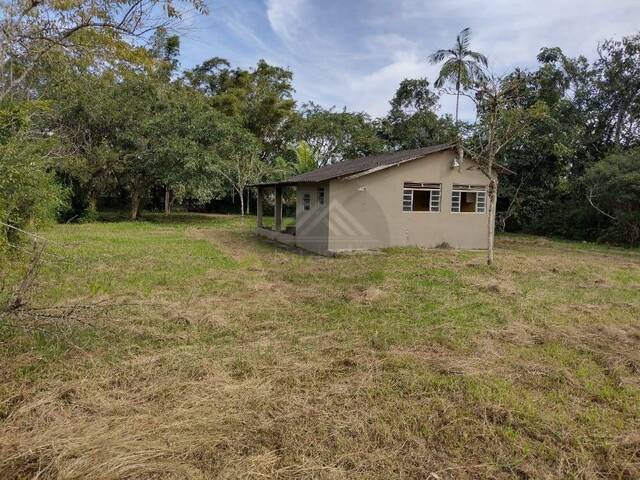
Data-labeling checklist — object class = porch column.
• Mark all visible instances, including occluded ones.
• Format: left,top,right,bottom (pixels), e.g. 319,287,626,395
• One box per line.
274,185,283,232
256,187,263,228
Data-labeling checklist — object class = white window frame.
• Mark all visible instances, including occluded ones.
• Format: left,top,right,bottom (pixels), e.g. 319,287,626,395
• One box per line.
451,185,487,214
402,182,441,213
303,192,311,211
318,187,325,206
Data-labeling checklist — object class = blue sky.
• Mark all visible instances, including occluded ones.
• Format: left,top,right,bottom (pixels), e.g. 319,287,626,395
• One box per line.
176,0,640,120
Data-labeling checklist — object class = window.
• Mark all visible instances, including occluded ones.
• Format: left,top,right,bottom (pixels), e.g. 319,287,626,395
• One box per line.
303,193,311,211
402,182,441,212
451,185,487,213
318,187,325,206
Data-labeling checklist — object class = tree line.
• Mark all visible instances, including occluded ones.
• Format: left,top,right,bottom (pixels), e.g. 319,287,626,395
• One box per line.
1,1,639,248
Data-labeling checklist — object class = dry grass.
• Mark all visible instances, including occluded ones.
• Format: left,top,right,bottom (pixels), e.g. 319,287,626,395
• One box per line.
1,215,639,479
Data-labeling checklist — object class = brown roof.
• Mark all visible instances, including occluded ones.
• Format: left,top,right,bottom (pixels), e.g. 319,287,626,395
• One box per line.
256,143,456,187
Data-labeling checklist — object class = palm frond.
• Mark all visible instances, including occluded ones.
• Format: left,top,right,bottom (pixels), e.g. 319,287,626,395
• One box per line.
465,60,487,83
456,27,471,52
428,49,454,64
434,58,462,88
466,50,488,67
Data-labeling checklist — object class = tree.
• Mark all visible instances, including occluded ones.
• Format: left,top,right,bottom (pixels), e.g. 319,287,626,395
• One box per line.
494,59,581,233
183,58,297,162
0,0,206,100
149,27,181,83
428,27,488,123
210,122,263,216
292,103,383,166
464,74,547,264
294,141,317,173
381,78,458,150
389,78,439,116
583,149,640,246
0,102,66,245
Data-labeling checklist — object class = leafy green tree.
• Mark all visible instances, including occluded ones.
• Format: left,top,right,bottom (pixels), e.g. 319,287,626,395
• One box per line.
0,102,66,245
494,62,581,232
293,103,383,166
465,74,548,264
183,59,297,162
210,123,263,215
381,78,458,150
149,27,181,83
583,149,640,246
428,27,488,123
294,141,317,173
0,0,206,100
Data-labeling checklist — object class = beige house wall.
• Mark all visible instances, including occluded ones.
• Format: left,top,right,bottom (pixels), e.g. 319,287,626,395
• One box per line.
295,181,330,254
325,150,493,252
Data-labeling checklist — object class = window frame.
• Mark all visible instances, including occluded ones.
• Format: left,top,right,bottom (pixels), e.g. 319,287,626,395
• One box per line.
318,187,325,206
451,185,487,214
302,192,311,211
402,182,441,213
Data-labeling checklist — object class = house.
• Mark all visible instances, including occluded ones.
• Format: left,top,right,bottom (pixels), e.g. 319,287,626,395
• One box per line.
253,143,505,255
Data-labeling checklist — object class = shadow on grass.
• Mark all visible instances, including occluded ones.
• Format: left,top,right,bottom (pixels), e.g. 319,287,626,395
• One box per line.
96,210,245,226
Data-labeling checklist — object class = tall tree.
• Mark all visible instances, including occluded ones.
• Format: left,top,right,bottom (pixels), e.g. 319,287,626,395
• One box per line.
0,0,206,100
292,103,383,166
381,78,458,150
428,27,488,123
464,74,547,264
211,123,263,216
583,148,640,246
182,58,297,162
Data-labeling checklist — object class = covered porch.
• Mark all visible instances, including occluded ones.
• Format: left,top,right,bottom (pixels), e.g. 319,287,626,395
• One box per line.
254,182,297,246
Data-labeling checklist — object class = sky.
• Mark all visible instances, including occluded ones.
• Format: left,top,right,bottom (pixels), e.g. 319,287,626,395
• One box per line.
176,0,640,121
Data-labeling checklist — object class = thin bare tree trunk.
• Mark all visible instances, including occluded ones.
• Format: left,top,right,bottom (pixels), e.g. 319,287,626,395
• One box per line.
130,190,140,220
239,188,244,216
487,178,497,265
455,67,462,124
164,187,172,215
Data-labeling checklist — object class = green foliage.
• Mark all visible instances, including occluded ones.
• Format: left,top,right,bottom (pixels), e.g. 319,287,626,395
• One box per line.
583,149,640,245
381,78,459,150
429,27,488,121
294,141,317,173
292,103,383,166
0,102,67,245
183,58,297,162
496,34,640,246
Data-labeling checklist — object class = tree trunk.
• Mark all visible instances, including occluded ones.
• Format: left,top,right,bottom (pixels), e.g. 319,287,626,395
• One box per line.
239,188,244,216
87,193,97,212
246,188,250,215
130,190,140,220
455,68,461,124
164,187,172,215
487,178,497,265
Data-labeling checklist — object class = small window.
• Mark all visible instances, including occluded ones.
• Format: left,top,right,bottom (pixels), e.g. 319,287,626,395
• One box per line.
451,185,487,213
402,182,440,212
318,187,325,206
303,193,311,211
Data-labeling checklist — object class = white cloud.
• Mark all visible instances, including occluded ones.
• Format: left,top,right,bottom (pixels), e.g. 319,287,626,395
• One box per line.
266,0,308,43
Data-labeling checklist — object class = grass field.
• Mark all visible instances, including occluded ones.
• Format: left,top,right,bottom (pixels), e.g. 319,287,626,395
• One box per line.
1,214,639,479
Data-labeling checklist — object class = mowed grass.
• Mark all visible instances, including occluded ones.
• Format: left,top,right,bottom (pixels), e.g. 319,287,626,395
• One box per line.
1,214,639,479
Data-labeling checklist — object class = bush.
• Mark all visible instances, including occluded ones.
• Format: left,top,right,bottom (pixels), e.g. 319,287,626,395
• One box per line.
0,103,67,246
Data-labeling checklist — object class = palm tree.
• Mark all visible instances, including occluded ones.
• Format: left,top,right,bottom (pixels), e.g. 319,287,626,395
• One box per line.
428,27,488,123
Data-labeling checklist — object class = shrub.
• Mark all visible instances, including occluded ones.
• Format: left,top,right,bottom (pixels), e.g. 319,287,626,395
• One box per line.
0,102,67,247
